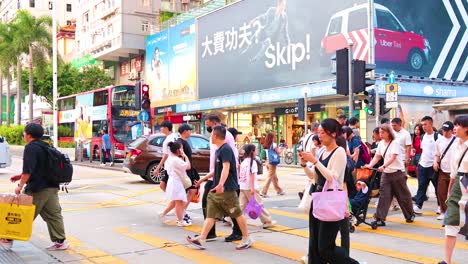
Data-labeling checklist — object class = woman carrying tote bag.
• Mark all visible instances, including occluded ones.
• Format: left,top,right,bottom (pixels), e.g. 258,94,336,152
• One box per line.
300,119,358,264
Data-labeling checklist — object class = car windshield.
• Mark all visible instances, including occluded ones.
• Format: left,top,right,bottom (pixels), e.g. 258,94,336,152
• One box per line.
348,8,368,32
328,16,342,36
129,136,147,148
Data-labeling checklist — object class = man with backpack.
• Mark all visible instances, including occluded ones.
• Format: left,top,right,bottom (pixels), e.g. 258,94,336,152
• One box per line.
414,116,440,214
1,123,69,250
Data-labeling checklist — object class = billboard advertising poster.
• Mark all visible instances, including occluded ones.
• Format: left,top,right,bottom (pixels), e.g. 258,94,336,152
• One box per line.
374,0,467,81
74,93,94,142
197,0,467,100
146,19,197,106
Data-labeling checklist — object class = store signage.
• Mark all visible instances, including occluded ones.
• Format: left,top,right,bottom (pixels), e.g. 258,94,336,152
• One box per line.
274,105,323,115
154,105,176,115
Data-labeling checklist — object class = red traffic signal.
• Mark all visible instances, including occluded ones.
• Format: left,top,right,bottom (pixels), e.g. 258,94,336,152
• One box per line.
141,84,150,111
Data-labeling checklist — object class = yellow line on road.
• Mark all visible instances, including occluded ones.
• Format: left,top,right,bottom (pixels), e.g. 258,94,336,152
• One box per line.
368,203,439,217
268,209,453,264
36,233,127,264
114,227,232,264
177,223,303,261
63,201,150,212
366,214,444,230
100,188,160,205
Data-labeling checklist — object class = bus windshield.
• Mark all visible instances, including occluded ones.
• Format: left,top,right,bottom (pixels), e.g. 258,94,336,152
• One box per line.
112,85,137,109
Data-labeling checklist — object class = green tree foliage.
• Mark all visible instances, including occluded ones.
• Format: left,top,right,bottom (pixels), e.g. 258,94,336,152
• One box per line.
21,62,113,106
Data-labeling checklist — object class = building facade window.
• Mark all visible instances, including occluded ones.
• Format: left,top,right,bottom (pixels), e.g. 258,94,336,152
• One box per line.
66,3,72,12
141,21,149,32
29,0,35,8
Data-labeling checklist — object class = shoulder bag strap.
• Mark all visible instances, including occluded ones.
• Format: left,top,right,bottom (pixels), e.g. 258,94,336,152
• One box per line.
458,146,468,169
382,140,392,161
439,137,456,164
303,134,313,152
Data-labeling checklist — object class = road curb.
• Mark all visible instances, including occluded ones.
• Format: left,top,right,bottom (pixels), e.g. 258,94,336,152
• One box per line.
71,161,126,172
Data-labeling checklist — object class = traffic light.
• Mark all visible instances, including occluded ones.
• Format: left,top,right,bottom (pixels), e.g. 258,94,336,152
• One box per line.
332,48,349,96
352,60,376,94
380,97,391,115
134,81,141,106
297,98,305,121
363,89,376,116
141,84,150,111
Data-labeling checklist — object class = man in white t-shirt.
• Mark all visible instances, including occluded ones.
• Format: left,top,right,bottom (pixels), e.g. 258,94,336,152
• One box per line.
414,116,440,214
391,118,412,166
153,120,179,191
433,121,458,220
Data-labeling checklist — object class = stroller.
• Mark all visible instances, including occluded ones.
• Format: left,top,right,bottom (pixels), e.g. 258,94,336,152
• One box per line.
349,168,381,232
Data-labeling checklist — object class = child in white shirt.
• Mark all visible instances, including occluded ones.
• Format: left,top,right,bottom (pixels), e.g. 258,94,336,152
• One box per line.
238,144,276,228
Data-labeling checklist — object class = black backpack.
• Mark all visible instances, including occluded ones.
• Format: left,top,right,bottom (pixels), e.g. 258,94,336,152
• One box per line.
34,142,73,189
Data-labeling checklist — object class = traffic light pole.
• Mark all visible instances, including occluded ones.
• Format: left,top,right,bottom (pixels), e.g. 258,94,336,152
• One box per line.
348,41,354,117
304,92,308,133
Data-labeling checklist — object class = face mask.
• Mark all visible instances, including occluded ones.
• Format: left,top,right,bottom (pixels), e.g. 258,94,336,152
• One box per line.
206,126,213,133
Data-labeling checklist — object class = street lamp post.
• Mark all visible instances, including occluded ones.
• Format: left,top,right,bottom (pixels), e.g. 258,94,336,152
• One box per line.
52,0,58,148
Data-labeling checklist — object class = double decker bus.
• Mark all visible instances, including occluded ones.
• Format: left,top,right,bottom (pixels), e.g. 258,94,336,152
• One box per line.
57,84,151,160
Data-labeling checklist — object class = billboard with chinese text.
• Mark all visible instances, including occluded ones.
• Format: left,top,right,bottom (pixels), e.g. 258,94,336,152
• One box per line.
146,19,197,106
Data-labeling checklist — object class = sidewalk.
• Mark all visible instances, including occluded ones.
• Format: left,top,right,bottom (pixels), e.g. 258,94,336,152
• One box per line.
0,241,58,264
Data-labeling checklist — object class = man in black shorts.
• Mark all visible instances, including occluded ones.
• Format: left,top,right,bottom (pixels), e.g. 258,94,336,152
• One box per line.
186,126,253,250
177,124,199,224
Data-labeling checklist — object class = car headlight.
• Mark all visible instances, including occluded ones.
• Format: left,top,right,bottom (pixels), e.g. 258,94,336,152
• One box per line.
424,38,430,49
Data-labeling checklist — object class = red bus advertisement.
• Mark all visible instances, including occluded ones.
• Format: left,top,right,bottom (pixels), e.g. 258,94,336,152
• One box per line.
57,85,151,160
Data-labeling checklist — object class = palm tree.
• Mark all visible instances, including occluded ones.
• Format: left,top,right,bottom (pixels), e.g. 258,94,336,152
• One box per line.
12,10,52,124
0,22,15,126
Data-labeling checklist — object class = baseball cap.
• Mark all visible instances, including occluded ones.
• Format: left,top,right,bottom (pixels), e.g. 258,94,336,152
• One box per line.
178,123,193,134
441,121,454,131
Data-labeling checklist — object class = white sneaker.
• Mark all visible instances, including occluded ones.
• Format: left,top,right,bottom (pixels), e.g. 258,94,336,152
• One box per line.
177,220,191,227
300,255,308,264
437,213,445,220
46,240,69,251
110,162,114,167
159,213,166,224
262,220,277,229
436,206,441,215
413,205,423,214
235,236,254,250
0,238,13,249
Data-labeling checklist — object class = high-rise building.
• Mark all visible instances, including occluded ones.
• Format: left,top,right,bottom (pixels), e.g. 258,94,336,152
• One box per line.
0,0,76,25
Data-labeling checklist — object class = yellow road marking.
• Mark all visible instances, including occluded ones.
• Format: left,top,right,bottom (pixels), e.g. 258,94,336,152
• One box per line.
63,201,150,212
114,227,232,264
270,225,445,264
100,188,160,205
175,223,303,261
36,233,127,264
268,209,457,263
368,204,439,217
366,214,444,230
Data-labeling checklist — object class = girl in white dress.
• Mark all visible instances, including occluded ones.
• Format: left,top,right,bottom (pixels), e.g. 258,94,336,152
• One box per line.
160,141,191,226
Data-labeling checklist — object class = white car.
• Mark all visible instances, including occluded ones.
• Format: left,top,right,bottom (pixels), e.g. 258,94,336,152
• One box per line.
0,136,12,168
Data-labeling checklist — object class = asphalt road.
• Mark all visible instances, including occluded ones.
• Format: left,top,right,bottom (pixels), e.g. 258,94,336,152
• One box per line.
0,155,467,264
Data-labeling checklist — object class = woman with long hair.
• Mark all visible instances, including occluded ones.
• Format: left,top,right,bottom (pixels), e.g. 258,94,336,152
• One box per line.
261,132,285,197
412,124,424,178
300,118,357,263
364,124,415,227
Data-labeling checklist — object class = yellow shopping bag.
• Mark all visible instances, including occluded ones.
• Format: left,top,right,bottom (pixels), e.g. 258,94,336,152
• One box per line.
0,202,36,241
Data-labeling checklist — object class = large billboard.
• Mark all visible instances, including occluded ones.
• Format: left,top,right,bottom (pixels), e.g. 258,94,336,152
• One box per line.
374,0,467,81
197,0,467,100
146,19,197,107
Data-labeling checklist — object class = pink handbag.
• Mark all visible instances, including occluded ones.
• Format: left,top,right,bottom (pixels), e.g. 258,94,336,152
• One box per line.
311,179,347,222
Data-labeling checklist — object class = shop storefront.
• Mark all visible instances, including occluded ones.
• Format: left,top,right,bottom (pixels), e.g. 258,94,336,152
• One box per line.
153,105,203,134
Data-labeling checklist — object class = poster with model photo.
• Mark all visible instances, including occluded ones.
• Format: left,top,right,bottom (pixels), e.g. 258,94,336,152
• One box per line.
197,0,368,99
146,19,197,106
374,0,467,81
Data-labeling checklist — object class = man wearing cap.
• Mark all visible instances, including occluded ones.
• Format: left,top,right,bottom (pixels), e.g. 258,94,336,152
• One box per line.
177,124,199,224
154,120,179,192
434,121,458,220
